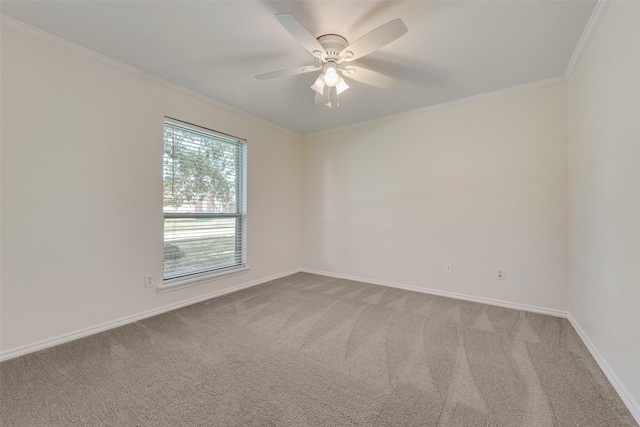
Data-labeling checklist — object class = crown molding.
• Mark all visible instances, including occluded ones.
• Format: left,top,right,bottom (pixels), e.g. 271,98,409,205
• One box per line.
3,0,608,142
304,76,566,138
563,0,611,79
0,15,301,138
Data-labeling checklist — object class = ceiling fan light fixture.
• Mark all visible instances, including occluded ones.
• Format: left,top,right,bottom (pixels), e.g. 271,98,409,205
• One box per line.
310,76,326,95
259,14,406,107
323,68,339,87
322,62,340,87
336,77,349,95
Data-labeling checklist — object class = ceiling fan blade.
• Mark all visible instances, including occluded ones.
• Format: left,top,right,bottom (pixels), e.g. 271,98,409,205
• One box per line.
342,66,395,89
276,13,325,59
340,19,407,62
255,65,321,80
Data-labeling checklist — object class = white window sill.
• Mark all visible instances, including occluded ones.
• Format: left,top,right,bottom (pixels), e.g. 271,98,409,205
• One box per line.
156,265,250,294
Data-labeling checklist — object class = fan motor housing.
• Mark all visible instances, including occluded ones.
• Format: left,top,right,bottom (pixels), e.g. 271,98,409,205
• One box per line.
317,34,348,61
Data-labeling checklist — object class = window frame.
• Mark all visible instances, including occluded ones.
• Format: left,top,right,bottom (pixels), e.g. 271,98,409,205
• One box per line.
158,118,248,293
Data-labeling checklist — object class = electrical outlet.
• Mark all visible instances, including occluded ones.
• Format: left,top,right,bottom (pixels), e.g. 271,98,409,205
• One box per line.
497,268,505,280
445,262,452,273
145,274,154,288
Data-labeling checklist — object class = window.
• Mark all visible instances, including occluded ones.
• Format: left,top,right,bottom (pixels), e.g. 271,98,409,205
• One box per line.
162,119,247,288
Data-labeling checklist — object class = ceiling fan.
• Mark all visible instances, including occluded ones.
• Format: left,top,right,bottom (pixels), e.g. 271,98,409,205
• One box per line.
255,13,408,107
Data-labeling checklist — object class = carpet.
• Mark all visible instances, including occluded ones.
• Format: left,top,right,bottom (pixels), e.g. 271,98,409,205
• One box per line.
1,272,636,426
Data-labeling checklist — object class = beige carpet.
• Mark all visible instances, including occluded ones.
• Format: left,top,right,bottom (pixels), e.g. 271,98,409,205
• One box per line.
1,272,636,426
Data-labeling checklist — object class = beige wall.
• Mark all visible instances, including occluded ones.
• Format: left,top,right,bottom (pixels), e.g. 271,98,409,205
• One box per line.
0,22,303,353
302,82,569,312
568,0,640,414
2,6,638,419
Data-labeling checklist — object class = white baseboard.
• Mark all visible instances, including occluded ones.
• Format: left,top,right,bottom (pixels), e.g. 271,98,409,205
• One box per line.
3,267,638,424
301,268,639,423
301,268,568,318
567,314,640,424
0,268,301,362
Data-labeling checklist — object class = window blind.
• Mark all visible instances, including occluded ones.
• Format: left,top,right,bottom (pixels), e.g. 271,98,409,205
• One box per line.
163,119,247,281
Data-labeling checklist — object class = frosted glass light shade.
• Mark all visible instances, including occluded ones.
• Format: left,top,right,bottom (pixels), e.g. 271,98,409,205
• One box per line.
336,77,349,95
310,76,325,95
323,67,339,87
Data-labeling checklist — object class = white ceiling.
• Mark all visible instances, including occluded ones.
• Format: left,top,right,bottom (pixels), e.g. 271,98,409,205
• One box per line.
1,1,597,135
